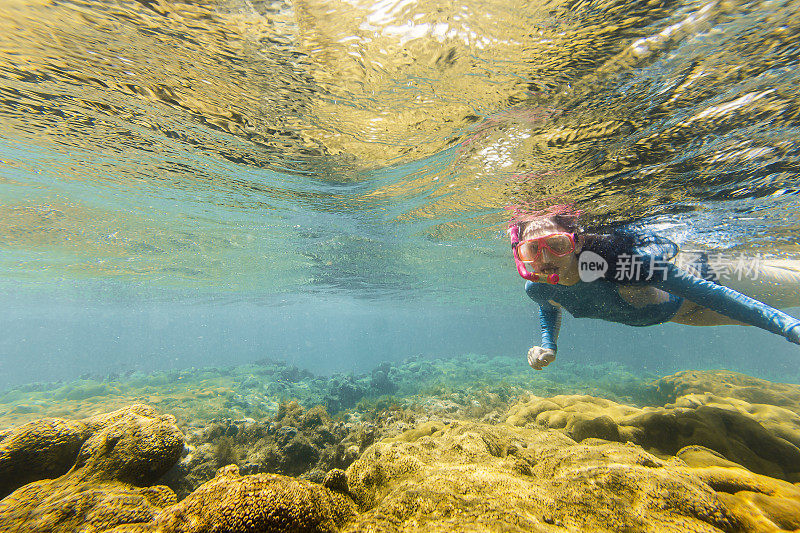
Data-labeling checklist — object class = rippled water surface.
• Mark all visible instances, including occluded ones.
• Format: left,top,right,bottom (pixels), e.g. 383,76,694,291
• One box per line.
2,0,798,302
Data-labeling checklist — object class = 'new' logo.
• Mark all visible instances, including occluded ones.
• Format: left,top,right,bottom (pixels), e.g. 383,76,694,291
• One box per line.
578,251,608,282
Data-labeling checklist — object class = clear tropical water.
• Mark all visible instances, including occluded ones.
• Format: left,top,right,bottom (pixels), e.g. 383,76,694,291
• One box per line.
1,0,799,387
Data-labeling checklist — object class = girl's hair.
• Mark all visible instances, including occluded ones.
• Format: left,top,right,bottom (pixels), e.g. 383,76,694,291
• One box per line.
584,228,679,283
517,213,580,235
515,216,678,283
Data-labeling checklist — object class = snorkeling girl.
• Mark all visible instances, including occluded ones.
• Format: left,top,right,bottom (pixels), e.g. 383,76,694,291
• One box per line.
510,214,800,370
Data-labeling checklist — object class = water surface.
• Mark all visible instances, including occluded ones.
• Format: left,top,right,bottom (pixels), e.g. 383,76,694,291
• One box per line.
1,0,799,385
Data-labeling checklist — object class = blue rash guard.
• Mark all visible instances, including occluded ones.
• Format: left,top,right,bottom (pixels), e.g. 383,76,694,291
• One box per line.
526,255,800,353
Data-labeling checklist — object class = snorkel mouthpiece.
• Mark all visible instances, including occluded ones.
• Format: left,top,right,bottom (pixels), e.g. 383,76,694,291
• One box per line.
509,224,559,284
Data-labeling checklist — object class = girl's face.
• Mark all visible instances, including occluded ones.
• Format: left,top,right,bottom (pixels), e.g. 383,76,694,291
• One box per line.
521,220,582,285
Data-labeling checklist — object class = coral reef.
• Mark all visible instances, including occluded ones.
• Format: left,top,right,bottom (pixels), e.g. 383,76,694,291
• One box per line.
0,406,356,533
0,404,182,499
153,465,356,533
2,366,800,532
0,405,183,532
0,417,89,499
161,400,397,499
98,467,357,533
654,370,800,453
653,370,800,409
344,419,800,532
345,422,738,531
0,355,653,430
506,372,800,481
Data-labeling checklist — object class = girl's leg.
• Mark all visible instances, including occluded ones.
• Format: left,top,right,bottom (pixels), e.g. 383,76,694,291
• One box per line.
668,256,800,326
718,259,800,310
669,299,747,326
668,253,747,326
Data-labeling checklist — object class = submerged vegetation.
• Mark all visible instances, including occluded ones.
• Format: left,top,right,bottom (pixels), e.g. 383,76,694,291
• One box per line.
0,354,662,429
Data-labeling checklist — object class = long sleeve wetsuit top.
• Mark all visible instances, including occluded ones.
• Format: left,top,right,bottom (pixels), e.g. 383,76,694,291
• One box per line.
526,257,800,353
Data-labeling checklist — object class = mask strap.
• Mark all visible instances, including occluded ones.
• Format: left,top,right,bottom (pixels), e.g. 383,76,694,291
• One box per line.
510,225,537,281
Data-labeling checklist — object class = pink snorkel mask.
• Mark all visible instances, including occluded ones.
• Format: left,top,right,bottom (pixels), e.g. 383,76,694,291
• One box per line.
509,224,560,284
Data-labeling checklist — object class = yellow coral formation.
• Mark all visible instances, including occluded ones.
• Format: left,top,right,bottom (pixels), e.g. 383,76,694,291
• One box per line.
344,419,800,532
0,478,171,533
506,389,800,481
0,405,183,533
154,464,357,533
4,371,800,533
322,468,349,494
656,371,800,455
0,417,89,498
0,404,177,499
0,405,358,533
385,420,445,443
654,371,800,412
341,371,800,532
73,407,184,486
691,465,800,531
345,422,743,532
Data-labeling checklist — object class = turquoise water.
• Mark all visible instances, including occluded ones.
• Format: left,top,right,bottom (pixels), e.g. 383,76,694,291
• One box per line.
1,0,800,387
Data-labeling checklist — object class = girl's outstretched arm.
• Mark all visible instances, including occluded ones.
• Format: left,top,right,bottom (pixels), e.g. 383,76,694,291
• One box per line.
539,300,562,352
527,301,561,370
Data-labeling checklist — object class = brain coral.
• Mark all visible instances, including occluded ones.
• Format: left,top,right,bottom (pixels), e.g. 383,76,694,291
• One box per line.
506,389,800,481
153,464,357,533
0,405,183,533
344,421,746,532
0,404,176,499
0,417,89,498
343,418,800,532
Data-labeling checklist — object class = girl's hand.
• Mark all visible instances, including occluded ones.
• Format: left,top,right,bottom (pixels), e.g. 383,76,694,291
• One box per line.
527,346,556,370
